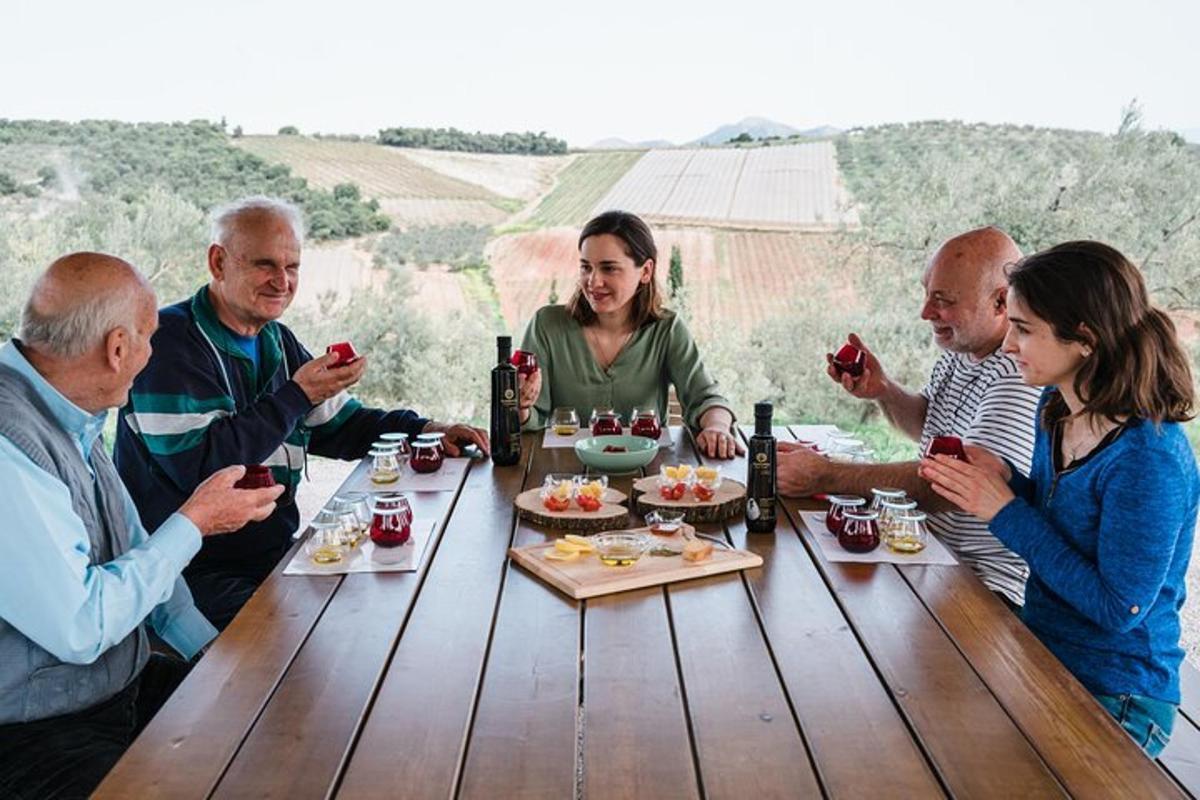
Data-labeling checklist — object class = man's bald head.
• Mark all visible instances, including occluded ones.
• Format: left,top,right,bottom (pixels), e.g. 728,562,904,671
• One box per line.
19,252,155,359
927,227,1022,294
920,227,1022,358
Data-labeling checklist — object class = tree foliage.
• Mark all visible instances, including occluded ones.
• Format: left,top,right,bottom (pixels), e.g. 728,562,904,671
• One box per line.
373,223,491,270
378,126,567,155
0,119,389,241
668,244,684,297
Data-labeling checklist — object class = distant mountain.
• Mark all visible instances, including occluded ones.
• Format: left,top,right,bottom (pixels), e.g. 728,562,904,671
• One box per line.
691,116,803,146
588,137,674,150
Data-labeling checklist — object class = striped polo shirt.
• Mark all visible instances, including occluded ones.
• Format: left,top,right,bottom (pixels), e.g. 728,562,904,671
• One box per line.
921,349,1041,605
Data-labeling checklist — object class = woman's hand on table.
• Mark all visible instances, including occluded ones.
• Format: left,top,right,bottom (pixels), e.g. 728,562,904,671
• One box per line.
695,426,741,458
517,368,541,424
918,454,1013,522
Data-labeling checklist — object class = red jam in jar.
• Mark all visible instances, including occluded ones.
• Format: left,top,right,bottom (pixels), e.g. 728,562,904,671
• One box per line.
411,440,444,473
510,349,539,377
234,465,276,490
370,494,412,547
832,343,866,377
591,412,622,437
924,435,967,461
838,510,881,553
630,409,662,440
825,495,865,536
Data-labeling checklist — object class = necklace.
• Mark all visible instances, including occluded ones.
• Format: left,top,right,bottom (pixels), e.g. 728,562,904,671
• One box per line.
584,325,634,370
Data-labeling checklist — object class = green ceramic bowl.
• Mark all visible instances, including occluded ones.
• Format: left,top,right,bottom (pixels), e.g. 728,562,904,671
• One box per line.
574,434,658,473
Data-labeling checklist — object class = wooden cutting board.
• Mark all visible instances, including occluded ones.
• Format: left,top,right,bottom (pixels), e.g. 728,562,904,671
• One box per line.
509,528,763,599
631,476,746,523
514,486,629,533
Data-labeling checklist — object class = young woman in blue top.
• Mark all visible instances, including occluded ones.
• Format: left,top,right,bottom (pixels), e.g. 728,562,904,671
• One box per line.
920,241,1198,757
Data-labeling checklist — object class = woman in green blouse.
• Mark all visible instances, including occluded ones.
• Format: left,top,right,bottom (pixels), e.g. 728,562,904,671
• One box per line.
518,210,741,459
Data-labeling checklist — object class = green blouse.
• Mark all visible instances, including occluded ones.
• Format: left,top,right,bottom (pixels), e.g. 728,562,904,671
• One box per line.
519,305,732,430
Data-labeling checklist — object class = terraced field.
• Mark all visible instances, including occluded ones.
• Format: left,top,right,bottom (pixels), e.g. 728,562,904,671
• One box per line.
526,150,644,227
487,226,847,334
235,137,495,200
593,142,858,229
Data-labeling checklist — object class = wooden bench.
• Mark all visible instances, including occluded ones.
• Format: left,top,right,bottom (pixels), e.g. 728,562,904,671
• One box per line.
1159,660,1200,794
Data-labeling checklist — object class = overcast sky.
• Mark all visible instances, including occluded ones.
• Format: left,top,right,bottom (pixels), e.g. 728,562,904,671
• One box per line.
4,0,1196,146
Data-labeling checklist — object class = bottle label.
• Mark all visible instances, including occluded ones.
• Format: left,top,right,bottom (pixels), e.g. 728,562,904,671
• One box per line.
746,498,760,520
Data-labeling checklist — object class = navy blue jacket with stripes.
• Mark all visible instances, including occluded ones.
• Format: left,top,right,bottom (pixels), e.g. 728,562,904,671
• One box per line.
115,287,428,569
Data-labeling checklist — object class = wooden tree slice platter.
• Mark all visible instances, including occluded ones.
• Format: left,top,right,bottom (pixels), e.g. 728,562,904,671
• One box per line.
514,487,629,533
631,477,746,523
509,526,763,599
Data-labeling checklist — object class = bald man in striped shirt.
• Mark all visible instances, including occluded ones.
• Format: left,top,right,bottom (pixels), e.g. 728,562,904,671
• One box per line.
779,227,1041,607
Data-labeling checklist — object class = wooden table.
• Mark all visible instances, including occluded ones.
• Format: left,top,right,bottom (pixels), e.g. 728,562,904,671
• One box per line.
97,427,1190,798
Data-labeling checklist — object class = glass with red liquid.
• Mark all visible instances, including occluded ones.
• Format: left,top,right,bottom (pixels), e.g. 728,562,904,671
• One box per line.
326,341,360,366
411,440,444,474
590,407,623,437
832,343,866,377
510,349,539,377
838,509,881,553
235,465,276,489
825,495,865,536
630,408,662,440
924,435,968,461
369,494,413,547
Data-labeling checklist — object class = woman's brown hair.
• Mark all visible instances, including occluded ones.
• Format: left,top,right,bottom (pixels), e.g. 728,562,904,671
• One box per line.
1007,240,1194,425
566,210,665,328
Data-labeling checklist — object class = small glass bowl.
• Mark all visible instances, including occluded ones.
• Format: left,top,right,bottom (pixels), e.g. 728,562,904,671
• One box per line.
540,473,577,511
645,508,687,536
692,465,722,501
592,531,651,567
304,524,348,565
658,464,694,500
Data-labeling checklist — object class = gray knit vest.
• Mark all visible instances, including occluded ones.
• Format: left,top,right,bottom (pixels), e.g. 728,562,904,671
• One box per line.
0,363,147,725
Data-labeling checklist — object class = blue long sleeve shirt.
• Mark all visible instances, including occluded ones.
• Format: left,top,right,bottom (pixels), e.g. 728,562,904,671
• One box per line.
0,342,216,664
990,390,1198,703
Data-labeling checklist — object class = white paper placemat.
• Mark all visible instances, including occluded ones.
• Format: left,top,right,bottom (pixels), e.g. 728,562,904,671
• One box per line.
542,427,672,449
338,455,469,494
798,511,958,566
283,518,436,575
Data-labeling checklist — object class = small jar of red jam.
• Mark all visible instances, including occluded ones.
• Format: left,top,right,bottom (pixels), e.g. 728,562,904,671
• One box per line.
630,408,662,440
838,510,881,553
416,432,447,460
832,343,866,377
369,494,412,547
825,495,865,536
411,440,444,474
923,435,967,461
590,407,623,437
510,349,539,377
235,465,276,490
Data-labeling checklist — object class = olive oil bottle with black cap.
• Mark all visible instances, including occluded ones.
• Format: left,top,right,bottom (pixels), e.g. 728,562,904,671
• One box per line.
745,402,777,532
490,336,521,466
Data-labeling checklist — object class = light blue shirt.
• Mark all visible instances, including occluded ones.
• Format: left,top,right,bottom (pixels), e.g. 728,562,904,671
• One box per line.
0,341,216,664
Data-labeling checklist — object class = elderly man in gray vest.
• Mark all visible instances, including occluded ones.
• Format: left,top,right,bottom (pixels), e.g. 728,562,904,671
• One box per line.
0,253,284,799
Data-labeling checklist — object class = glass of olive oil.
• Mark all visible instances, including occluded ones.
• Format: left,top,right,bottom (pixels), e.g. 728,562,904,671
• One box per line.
592,531,651,567
551,407,580,436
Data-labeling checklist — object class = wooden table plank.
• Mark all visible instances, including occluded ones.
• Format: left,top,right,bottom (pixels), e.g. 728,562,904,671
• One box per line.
334,443,532,798
723,427,945,798
210,460,472,798
776,432,1066,798
583,588,702,800
665,430,823,799
582,427,702,800
94,551,341,800
900,563,1186,798
456,439,583,799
